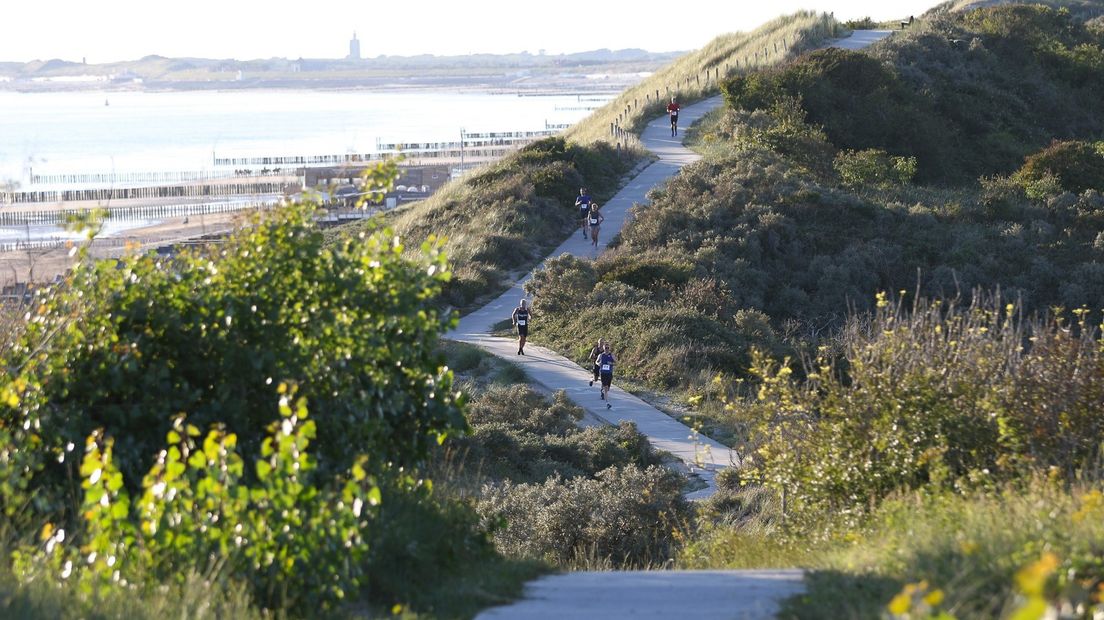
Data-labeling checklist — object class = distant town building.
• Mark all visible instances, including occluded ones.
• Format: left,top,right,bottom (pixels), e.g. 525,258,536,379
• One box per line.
348,32,361,60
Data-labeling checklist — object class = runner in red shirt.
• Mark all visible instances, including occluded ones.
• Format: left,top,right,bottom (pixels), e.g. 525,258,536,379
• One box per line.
666,97,681,136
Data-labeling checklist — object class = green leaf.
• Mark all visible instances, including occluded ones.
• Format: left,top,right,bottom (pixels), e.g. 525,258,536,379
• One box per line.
110,501,129,520
1010,598,1047,620
188,451,208,469
166,461,186,480
256,460,272,481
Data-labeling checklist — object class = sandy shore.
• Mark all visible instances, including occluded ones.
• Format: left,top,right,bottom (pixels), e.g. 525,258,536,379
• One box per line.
0,210,246,287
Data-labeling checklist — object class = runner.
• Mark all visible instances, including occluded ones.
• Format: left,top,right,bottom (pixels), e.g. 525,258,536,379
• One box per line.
575,187,592,239
587,338,607,386
588,203,604,249
597,344,616,408
666,97,681,137
511,299,532,355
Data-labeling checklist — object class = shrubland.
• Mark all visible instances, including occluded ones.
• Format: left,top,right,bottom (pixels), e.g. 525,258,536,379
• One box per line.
0,12,861,616
722,5,1104,184
521,4,1104,616
436,343,689,571
528,4,1104,396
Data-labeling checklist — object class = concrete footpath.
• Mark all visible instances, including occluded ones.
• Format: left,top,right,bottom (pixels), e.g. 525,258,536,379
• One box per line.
476,571,806,620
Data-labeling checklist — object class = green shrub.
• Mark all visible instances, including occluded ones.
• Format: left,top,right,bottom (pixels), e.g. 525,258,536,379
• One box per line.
14,391,381,613
0,195,464,519
599,253,695,290
1014,140,1104,195
477,465,688,568
452,387,662,484
834,148,917,189
734,294,1104,522
523,253,597,314
724,99,836,176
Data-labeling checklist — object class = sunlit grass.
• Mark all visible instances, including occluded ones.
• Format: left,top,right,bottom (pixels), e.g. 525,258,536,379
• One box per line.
565,11,844,145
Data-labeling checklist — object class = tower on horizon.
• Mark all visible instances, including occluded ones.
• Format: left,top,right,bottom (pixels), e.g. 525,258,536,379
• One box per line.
348,32,361,60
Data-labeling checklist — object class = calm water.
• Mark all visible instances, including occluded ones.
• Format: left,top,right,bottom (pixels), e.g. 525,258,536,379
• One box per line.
0,90,604,184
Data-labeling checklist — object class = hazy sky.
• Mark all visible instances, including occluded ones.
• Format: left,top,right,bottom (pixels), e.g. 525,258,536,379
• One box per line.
3,1,945,63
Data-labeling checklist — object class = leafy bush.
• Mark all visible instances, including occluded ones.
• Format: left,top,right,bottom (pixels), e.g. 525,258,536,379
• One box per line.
477,465,688,567
734,294,1104,521
1014,140,1104,195
523,253,597,314
833,148,917,189
0,194,464,517
15,390,381,613
451,386,662,483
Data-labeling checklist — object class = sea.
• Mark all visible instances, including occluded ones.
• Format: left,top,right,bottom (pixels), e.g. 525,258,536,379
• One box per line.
0,89,610,185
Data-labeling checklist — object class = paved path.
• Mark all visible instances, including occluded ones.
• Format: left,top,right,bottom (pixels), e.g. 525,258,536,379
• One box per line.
462,30,892,620
453,95,736,499
477,571,806,620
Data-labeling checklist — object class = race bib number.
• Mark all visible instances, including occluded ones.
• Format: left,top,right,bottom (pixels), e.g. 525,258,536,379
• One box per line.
517,320,526,326
601,364,611,371
590,217,599,225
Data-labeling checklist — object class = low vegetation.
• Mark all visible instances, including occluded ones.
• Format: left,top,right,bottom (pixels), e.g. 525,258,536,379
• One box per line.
524,4,1104,617
722,5,1104,184
437,343,689,571
565,11,846,145
325,12,847,314
386,137,633,311
528,4,1104,397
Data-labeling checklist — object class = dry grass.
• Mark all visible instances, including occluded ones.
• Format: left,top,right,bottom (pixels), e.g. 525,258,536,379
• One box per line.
565,11,845,145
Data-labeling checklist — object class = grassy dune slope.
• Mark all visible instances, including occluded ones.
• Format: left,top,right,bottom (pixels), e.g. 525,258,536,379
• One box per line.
330,12,844,312
565,12,845,145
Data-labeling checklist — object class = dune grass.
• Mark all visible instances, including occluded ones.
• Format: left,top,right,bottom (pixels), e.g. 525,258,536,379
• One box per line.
564,11,845,145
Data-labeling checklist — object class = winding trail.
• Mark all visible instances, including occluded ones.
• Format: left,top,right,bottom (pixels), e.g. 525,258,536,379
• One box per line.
460,29,893,620
454,95,735,499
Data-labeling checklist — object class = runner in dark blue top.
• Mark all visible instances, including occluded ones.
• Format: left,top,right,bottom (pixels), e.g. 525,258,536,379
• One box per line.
575,187,592,239
597,345,615,408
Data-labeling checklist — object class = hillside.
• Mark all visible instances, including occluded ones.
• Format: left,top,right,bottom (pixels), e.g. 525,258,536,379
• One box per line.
528,3,1104,393
724,5,1104,184
523,3,1104,617
330,11,844,313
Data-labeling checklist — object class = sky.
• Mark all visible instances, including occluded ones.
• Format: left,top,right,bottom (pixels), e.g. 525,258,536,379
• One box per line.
2,1,946,63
